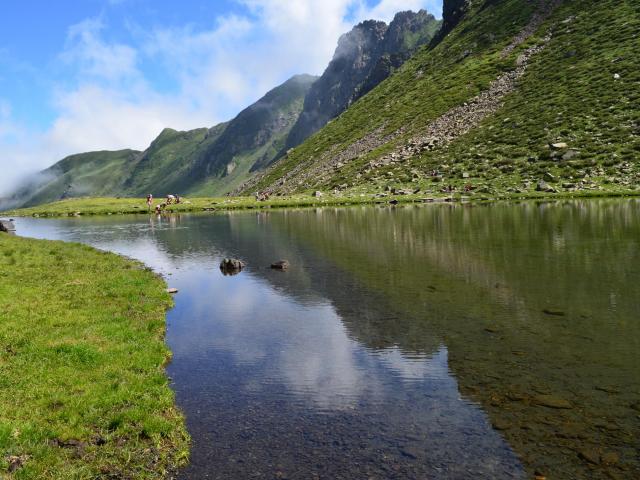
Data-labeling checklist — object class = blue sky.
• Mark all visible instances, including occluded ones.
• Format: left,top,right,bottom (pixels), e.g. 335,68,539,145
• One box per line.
0,0,442,190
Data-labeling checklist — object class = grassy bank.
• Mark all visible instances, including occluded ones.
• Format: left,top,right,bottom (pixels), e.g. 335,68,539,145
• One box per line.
2,190,640,218
0,234,189,478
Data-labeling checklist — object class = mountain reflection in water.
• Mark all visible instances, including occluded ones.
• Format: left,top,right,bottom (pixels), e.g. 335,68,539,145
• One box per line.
16,198,640,479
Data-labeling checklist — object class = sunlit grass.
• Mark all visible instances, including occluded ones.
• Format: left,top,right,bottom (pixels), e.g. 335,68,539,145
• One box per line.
0,234,189,478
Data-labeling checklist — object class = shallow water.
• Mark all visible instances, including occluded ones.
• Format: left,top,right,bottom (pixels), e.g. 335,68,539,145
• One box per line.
15,199,640,479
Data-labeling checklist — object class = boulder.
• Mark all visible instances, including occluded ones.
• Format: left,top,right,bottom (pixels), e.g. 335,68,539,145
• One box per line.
271,260,290,270
550,142,569,150
220,258,245,275
536,181,555,193
562,149,579,161
0,220,16,233
167,288,179,294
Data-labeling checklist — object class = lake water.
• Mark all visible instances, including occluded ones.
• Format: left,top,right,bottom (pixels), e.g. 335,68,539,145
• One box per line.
14,199,640,479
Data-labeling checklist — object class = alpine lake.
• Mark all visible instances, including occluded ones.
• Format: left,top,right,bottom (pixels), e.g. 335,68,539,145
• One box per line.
15,198,640,479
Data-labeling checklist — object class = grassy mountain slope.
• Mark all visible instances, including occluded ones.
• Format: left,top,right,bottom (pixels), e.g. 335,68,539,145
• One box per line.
17,150,141,208
243,0,639,197
122,124,226,197
185,74,317,195
10,75,315,207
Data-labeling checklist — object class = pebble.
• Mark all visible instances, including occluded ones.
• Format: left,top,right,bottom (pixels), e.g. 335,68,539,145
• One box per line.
578,448,600,464
533,394,573,409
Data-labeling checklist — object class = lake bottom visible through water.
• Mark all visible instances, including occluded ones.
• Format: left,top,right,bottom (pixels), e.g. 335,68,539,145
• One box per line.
15,199,640,479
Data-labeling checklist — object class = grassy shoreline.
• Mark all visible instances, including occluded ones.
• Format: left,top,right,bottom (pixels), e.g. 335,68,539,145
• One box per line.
0,234,189,478
3,189,640,218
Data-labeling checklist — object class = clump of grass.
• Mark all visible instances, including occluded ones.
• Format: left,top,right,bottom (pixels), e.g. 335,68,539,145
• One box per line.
0,234,189,478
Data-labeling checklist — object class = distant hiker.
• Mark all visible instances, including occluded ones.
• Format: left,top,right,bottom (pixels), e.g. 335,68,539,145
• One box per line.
155,204,162,214
146,194,153,210
166,194,175,205
175,195,181,204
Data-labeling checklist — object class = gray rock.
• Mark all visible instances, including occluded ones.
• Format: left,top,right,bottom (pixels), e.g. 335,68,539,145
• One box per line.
312,191,323,197
562,149,579,161
220,258,245,275
270,260,290,270
550,142,569,150
0,220,16,233
543,172,556,182
461,172,470,179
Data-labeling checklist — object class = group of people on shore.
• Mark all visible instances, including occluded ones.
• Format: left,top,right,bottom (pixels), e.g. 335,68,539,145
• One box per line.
146,194,183,214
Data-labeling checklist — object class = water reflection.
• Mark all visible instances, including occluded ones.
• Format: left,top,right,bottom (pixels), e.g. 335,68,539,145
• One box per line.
14,198,640,479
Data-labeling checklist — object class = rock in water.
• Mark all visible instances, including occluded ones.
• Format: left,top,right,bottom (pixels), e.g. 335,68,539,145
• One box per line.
167,288,178,294
220,258,245,275
271,260,290,270
0,219,16,233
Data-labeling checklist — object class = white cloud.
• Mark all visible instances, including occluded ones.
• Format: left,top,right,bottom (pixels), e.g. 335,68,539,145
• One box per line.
0,0,441,196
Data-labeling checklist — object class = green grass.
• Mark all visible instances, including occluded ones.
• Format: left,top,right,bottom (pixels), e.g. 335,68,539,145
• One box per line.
0,234,189,478
3,189,640,219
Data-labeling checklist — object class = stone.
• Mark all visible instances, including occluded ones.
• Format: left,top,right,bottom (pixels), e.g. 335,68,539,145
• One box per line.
492,418,513,430
536,181,555,193
601,451,619,465
0,219,16,233
578,449,600,464
167,288,179,294
271,260,290,270
461,172,470,179
220,258,245,275
562,149,579,161
312,191,323,197
613,73,621,80
550,142,569,150
543,172,556,183
533,394,573,409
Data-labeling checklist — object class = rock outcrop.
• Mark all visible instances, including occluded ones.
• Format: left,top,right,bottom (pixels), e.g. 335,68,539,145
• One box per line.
283,11,441,151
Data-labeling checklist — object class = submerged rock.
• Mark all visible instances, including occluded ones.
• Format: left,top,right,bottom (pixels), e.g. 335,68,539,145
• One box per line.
167,288,179,294
578,448,600,465
270,260,290,270
533,394,573,409
220,258,245,275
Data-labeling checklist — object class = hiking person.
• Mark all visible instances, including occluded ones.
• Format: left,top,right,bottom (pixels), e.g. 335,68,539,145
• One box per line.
146,194,153,211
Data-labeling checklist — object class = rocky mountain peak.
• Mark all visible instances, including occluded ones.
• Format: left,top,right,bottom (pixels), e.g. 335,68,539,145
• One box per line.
283,10,441,152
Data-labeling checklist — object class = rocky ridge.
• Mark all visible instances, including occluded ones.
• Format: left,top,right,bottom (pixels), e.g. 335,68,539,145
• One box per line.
283,10,441,152
241,0,563,195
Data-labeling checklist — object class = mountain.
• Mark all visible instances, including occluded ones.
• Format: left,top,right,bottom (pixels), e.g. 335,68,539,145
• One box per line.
8,75,316,207
11,149,141,208
240,0,639,198
284,10,441,150
185,74,317,194
7,9,444,208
